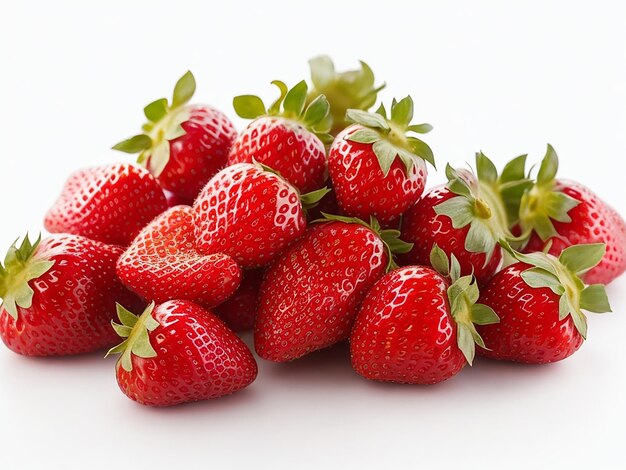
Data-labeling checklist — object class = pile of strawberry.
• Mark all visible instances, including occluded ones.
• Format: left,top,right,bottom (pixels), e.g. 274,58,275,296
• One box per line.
1,57,625,407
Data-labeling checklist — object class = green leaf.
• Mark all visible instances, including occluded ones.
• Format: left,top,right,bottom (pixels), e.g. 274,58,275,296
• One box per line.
450,254,461,282
465,222,496,257
435,197,474,229
580,284,611,313
372,140,398,176
521,267,563,294
558,294,570,320
390,96,413,127
471,304,499,325
112,134,152,154
283,80,308,117
544,192,579,223
475,152,498,184
500,154,528,183
375,103,387,119
536,144,558,185
309,55,335,88
233,95,266,119
559,244,605,274
407,137,435,168
396,149,416,175
429,244,450,277
383,235,413,255
111,323,132,338
407,123,433,134
569,309,588,339
268,80,289,114
171,71,196,108
303,95,330,126
148,140,171,177
144,98,169,122
457,324,476,365
300,187,331,210
511,250,559,275
116,303,139,328
346,109,390,130
347,128,380,144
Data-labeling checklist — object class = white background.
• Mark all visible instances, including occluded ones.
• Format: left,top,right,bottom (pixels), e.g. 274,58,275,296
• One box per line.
1,1,625,469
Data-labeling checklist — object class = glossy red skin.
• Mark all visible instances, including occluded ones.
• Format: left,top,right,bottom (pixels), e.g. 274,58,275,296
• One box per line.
153,105,237,202
45,163,168,246
117,206,241,308
524,180,626,285
255,222,388,362
476,263,583,364
116,300,257,406
0,235,143,356
328,125,427,225
351,266,466,384
214,268,263,332
400,185,502,286
194,163,307,268
227,116,326,193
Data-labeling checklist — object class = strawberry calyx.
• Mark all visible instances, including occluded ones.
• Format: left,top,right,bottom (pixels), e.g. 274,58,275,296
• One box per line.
307,55,385,135
0,234,55,320
518,144,580,242
112,71,197,177
501,241,611,339
233,80,332,143
316,213,413,271
106,302,160,372
429,244,499,365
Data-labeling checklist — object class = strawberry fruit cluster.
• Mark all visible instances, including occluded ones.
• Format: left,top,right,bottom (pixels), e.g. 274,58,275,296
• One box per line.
1,57,625,407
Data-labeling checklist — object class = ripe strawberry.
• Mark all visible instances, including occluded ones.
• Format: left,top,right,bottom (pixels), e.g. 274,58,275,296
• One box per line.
351,245,499,384
113,71,237,201
163,189,192,207
477,243,611,363
107,300,257,406
194,162,327,268
328,97,435,224
45,162,167,246
307,55,385,135
117,205,241,308
0,234,142,356
400,153,531,285
214,268,264,332
255,215,412,362
228,80,330,193
518,145,626,285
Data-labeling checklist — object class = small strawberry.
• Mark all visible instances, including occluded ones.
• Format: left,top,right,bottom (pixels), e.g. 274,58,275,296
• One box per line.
107,300,257,406
255,214,412,362
328,97,435,225
307,55,385,135
45,163,167,246
400,153,531,285
193,162,328,268
477,243,611,364
113,71,237,201
214,268,264,332
228,80,330,193
517,144,626,285
0,234,142,356
117,205,241,308
351,245,499,384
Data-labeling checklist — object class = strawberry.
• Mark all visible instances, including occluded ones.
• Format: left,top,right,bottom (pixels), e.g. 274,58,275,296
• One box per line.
107,300,257,406
351,245,499,384
255,215,412,362
328,97,435,225
477,243,611,364
113,71,237,201
193,162,327,268
228,80,330,193
163,189,192,207
45,162,167,246
400,153,531,285
214,268,264,332
517,145,626,285
307,55,385,135
117,205,241,308
0,234,142,356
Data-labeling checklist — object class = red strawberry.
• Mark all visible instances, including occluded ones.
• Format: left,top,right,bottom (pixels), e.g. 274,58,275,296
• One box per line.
117,205,241,308
193,162,327,268
0,234,142,356
214,268,264,332
328,97,435,225
163,189,192,207
228,80,330,193
400,153,531,285
518,145,626,285
477,243,611,363
113,71,237,201
351,246,499,384
255,215,412,362
307,55,385,135
107,300,257,406
45,163,167,246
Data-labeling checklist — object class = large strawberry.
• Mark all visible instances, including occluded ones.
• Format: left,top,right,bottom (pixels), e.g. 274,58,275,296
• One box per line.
228,80,330,193
328,97,435,225
477,243,611,363
45,163,167,246
194,162,327,268
113,71,237,202
255,215,412,362
307,55,385,135
517,145,626,285
117,205,241,308
400,153,531,285
351,246,499,384
0,234,142,356
214,268,264,332
107,300,258,406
